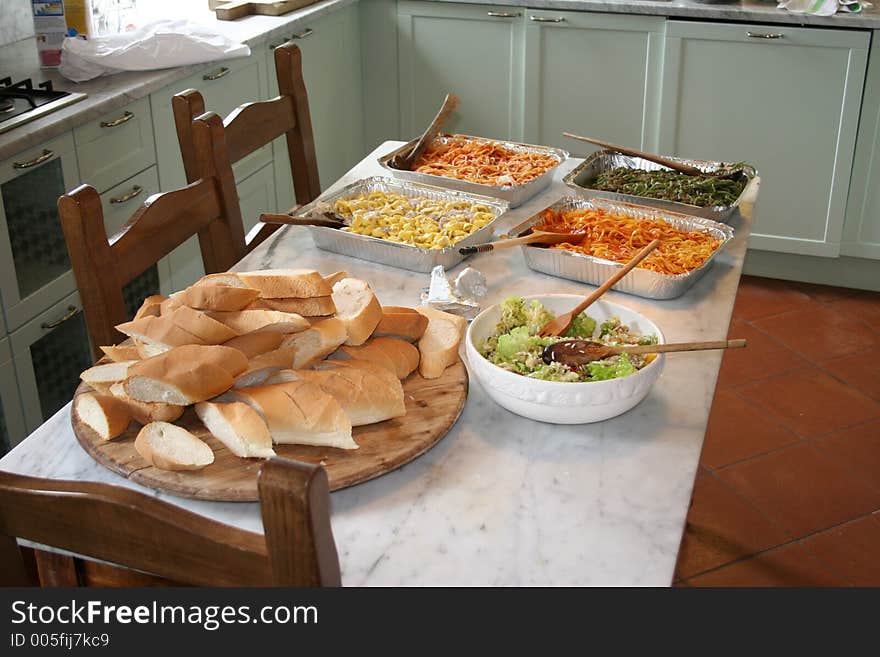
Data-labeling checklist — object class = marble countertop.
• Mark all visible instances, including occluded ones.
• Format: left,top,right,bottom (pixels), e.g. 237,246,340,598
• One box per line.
0,142,759,586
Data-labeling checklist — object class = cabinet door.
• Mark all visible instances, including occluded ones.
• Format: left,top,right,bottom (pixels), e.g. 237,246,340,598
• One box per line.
397,1,524,141
0,338,27,455
11,291,92,432
659,21,868,257
270,4,365,210
238,162,277,240
0,132,80,331
523,11,664,157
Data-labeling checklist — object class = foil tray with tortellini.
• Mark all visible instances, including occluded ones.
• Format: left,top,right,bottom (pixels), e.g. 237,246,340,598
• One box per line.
293,176,510,272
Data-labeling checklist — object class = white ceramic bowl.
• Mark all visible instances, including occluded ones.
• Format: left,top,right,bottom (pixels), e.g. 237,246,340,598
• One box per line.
465,294,665,424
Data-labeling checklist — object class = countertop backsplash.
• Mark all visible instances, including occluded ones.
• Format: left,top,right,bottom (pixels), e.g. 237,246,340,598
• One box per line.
0,0,34,48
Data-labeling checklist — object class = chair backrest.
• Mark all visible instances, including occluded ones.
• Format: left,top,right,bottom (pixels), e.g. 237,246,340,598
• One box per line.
0,457,341,587
58,116,248,360
173,43,322,247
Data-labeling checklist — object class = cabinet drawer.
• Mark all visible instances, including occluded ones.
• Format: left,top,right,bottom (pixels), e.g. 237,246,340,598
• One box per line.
0,337,27,454
11,290,92,431
74,97,156,194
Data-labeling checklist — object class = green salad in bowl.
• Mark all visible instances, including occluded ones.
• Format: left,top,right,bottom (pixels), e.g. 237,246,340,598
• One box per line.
478,296,658,383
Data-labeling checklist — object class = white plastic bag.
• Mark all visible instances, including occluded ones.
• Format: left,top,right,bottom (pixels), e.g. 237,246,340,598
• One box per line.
59,19,251,82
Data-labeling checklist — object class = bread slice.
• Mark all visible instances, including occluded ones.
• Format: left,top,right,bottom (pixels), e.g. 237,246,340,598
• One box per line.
373,306,429,342
195,401,275,459
99,345,141,363
236,269,332,299
416,306,466,379
324,270,348,287
179,284,260,312
333,343,396,377
143,344,249,377
246,296,336,316
134,295,166,320
268,365,405,426
135,421,214,471
109,382,185,424
167,305,239,344
80,360,136,394
232,347,298,388
281,317,347,369
75,393,131,441
358,337,420,379
315,358,402,395
116,315,207,350
125,359,234,405
222,331,284,358
159,294,184,316
208,309,310,334
193,272,249,288
226,381,356,450
332,278,383,346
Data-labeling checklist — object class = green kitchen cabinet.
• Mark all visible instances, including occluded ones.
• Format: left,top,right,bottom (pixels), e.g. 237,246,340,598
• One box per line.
397,1,525,142
270,2,365,210
523,10,665,157
658,21,868,257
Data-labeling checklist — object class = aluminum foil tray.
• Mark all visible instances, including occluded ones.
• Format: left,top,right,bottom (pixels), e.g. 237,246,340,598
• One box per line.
293,176,509,273
514,197,734,300
564,150,757,223
378,134,568,208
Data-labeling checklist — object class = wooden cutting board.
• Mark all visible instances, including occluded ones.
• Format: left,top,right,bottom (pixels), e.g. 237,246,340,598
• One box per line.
211,0,316,21
72,361,468,501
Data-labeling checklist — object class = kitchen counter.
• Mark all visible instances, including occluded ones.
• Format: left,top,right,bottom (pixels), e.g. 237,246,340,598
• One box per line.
0,141,759,586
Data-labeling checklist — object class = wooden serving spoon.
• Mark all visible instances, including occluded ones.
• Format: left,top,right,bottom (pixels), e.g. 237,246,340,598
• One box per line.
391,93,460,170
537,239,661,337
543,338,747,366
259,211,348,229
562,132,745,181
458,230,581,256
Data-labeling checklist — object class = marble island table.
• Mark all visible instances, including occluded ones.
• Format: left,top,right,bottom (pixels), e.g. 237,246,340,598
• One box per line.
0,142,758,586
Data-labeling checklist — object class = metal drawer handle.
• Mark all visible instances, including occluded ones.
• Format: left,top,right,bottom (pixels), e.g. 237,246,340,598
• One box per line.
109,185,144,205
12,149,54,169
530,15,565,22
291,28,314,39
747,32,784,39
203,67,230,81
100,111,134,128
41,305,79,330
487,11,519,18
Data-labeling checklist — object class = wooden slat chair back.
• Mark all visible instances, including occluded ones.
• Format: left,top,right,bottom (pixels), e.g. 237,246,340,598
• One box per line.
173,42,321,250
58,116,247,361
0,457,341,587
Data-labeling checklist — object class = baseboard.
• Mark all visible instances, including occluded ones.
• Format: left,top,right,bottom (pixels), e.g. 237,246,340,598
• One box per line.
743,250,880,292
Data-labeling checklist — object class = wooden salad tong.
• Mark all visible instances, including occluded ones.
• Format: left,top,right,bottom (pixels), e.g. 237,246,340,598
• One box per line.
458,230,581,256
390,93,460,170
543,338,747,366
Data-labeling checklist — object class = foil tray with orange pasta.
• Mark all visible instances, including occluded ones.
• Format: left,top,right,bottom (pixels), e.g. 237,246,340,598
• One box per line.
512,197,734,300
379,134,568,208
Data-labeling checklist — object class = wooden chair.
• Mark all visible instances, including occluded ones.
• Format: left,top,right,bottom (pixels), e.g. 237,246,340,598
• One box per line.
58,115,248,361
0,457,341,587
172,42,322,251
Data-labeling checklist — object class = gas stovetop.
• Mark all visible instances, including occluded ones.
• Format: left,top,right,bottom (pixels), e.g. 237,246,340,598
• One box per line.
0,76,87,135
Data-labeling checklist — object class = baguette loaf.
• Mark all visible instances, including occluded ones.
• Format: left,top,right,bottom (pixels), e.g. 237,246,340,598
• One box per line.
323,270,347,288
225,381,356,450
116,315,207,349
80,360,136,394
135,421,214,471
416,306,466,379
195,401,275,459
332,278,382,346
124,349,238,404
109,382,185,424
167,305,239,344
281,317,348,369
145,344,249,377
222,331,284,358
74,392,131,441
315,358,402,394
339,337,419,380
193,272,249,289
159,294,184,316
208,309,310,334
99,345,141,363
237,269,332,299
179,284,260,312
246,296,336,316
373,306,429,342
134,295,166,320
232,347,298,388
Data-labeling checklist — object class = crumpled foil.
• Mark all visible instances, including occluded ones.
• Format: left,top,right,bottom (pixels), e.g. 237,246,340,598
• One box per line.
420,265,487,319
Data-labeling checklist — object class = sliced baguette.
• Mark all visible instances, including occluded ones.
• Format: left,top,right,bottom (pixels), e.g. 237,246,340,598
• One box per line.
193,272,249,288
236,269,332,299
134,295,167,320
208,309,310,334
109,382,185,424
225,381,356,450
99,345,141,363
323,270,348,288
232,347,298,388
135,421,214,471
125,358,234,405
222,331,284,358
333,343,395,377
194,401,275,459
179,284,260,312
159,294,184,316
80,360,136,394
314,358,402,394
143,344,249,377
74,393,131,441
167,305,239,344
332,278,382,346
116,315,207,349
246,296,336,316
281,317,348,369
373,306,429,342
416,306,466,379
339,337,419,380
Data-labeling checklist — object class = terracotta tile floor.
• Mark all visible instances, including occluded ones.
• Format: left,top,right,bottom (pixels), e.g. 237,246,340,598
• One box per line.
674,275,880,587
